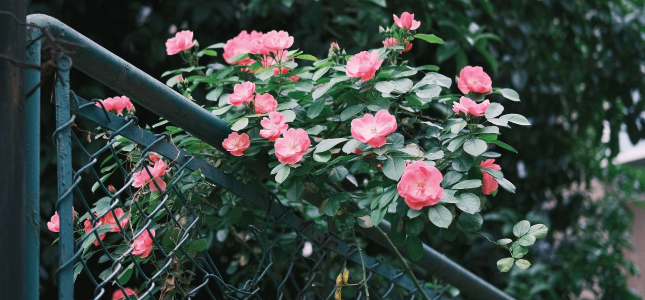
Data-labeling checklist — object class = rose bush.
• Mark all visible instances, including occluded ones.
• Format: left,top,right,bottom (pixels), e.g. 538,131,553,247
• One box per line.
51,10,549,298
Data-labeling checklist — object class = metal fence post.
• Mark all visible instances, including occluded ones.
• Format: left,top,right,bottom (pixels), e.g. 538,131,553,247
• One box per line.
25,25,42,300
54,57,74,300
0,0,27,299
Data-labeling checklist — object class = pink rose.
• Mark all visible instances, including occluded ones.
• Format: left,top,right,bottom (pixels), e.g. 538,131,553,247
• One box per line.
452,97,490,117
457,66,493,94
254,93,278,114
228,82,255,106
148,152,161,162
329,42,340,56
132,160,168,191
165,30,196,55
480,159,501,195
274,128,311,165
223,31,262,65
383,37,398,47
84,217,106,246
132,229,155,258
289,76,300,82
393,12,421,30
261,30,294,52
346,51,384,81
95,96,134,115
112,288,137,300
222,132,250,156
47,207,75,232
101,208,129,232
260,112,289,142
351,110,397,148
397,161,444,210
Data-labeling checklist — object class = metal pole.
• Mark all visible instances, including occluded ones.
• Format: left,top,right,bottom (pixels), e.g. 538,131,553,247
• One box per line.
25,26,42,300
0,1,27,299
54,58,74,300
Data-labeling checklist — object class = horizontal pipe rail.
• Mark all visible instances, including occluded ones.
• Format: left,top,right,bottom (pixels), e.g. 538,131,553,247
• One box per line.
27,13,513,300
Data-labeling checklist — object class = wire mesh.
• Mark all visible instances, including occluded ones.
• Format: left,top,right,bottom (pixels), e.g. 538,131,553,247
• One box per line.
48,91,447,300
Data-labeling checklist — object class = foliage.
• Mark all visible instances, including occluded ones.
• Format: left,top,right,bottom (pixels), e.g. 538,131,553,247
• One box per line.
30,0,645,298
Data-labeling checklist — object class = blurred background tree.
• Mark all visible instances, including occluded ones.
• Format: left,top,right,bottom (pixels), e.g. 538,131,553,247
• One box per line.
29,0,645,298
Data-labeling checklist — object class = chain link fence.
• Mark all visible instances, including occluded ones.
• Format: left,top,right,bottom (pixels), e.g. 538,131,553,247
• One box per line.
50,90,447,300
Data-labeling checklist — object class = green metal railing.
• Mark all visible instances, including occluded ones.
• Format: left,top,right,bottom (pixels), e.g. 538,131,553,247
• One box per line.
22,14,513,300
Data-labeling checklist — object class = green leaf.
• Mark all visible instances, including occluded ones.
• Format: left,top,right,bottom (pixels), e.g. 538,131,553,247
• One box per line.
427,204,452,228
341,104,366,121
306,125,327,135
313,151,332,162
312,66,330,82
378,188,398,208
383,157,406,181
497,177,516,193
166,75,180,87
511,243,529,258
447,135,468,152
370,207,387,226
118,263,134,285
228,53,249,63
276,165,291,183
323,198,341,216
307,98,326,119
296,54,318,61
528,224,549,239
312,82,335,100
392,78,413,92
286,180,304,201
414,33,445,44
415,85,442,99
294,80,314,92
452,179,482,190
406,217,425,237
281,110,296,122
499,88,520,102
497,238,512,246
407,208,422,219
492,140,517,153
456,193,480,213
485,102,504,119
375,81,395,94
515,259,531,269
500,114,531,126
357,215,373,228
315,138,348,153
463,139,488,157
231,118,249,131
407,236,424,261
198,49,218,57
188,239,209,252
329,166,349,182
425,149,444,160
206,86,223,101
458,212,483,231
342,139,362,154
513,220,531,237
452,154,473,172
451,121,467,134
518,234,536,246
497,257,514,272
211,105,233,116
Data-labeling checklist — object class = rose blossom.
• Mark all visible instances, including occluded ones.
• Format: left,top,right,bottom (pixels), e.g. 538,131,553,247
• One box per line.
84,217,106,246
346,51,384,81
393,12,421,30
101,208,129,232
95,96,134,115
228,82,256,106
223,30,262,65
254,93,278,114
222,132,250,156
289,76,300,82
383,37,398,47
397,161,444,210
132,160,168,191
261,30,294,51
112,288,137,300
457,66,493,94
401,43,413,53
274,128,311,165
260,112,289,142
481,159,502,195
47,207,75,232
148,152,161,162
165,30,196,55
452,96,490,117
132,229,155,258
351,110,397,147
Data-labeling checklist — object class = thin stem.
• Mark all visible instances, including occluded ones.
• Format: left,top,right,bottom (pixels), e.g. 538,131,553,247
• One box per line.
352,228,370,299
374,225,431,300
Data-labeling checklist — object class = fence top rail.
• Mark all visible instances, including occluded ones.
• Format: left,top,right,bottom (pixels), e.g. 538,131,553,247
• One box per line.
26,13,513,300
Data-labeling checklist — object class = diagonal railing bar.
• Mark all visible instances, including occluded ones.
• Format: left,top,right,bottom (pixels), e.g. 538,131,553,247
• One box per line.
25,13,514,300
72,93,445,299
